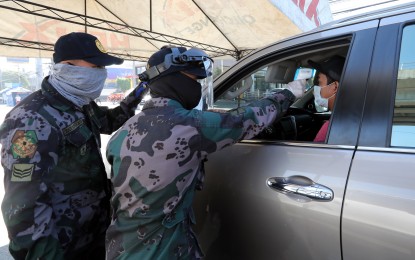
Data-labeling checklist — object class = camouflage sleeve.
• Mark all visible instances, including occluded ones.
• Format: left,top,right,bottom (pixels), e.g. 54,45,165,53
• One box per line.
199,89,295,151
93,83,149,134
0,109,64,258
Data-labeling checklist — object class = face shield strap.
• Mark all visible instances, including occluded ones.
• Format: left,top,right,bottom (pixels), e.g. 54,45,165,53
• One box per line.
139,47,212,81
142,63,168,81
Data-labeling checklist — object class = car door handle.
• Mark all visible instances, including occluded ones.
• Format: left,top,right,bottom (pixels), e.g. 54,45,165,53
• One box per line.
267,175,333,201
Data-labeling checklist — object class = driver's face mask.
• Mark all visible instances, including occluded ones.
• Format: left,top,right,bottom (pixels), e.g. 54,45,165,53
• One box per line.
313,82,335,112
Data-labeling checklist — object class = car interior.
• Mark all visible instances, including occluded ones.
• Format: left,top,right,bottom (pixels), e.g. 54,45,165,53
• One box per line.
212,46,350,142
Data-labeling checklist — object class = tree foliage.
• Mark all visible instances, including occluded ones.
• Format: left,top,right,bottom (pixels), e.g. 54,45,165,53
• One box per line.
1,71,30,90
116,78,132,92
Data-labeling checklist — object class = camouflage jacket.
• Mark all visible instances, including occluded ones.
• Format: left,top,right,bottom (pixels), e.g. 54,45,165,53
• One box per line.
0,77,143,259
105,89,295,260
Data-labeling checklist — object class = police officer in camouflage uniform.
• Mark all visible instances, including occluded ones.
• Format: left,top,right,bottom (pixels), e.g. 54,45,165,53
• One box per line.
105,46,306,259
0,32,148,259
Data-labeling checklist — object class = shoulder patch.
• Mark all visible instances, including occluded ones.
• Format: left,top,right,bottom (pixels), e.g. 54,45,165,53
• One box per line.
11,163,35,182
11,130,38,159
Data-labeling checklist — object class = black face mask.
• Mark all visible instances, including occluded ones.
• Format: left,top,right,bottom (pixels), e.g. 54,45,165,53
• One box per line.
149,73,202,110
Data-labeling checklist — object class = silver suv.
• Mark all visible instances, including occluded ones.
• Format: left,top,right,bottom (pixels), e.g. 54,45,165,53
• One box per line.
192,3,415,260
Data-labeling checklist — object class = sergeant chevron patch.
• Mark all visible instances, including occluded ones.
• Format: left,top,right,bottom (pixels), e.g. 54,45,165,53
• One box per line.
11,163,34,182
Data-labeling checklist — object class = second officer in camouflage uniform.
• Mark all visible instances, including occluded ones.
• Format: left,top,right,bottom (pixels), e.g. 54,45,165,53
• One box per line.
105,46,306,259
0,32,148,259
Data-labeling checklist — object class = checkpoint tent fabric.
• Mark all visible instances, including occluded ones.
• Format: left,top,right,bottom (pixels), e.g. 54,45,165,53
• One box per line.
0,0,333,61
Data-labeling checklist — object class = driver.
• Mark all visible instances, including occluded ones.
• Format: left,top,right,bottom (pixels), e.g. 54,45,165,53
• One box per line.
308,55,345,142
105,45,305,259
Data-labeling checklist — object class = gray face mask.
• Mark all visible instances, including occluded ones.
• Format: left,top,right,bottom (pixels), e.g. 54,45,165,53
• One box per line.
48,63,107,107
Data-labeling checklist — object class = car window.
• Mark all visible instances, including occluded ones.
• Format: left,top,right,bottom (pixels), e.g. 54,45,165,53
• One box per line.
391,24,415,148
213,64,313,111
211,45,350,142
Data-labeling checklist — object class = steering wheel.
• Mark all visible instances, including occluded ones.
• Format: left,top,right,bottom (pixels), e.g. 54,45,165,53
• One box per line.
287,106,315,116
256,106,320,141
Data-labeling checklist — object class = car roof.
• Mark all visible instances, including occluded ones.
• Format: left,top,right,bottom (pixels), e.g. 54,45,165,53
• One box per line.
313,2,415,32
214,2,415,88
249,2,414,64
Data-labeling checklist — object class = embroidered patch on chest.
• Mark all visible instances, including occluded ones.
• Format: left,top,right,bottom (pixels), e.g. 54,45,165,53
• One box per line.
11,163,35,182
63,119,84,135
11,130,38,159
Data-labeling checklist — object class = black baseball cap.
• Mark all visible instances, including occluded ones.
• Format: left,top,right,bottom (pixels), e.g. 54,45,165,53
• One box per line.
53,32,124,66
308,55,345,81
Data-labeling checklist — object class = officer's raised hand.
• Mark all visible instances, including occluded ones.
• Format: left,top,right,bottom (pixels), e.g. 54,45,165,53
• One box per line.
285,79,307,99
121,81,149,114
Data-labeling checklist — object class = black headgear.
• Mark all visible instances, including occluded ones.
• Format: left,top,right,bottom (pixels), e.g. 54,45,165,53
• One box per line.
53,32,123,66
139,46,213,82
308,55,345,82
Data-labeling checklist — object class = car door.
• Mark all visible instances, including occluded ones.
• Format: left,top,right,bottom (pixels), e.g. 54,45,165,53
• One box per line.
342,13,415,260
193,21,379,260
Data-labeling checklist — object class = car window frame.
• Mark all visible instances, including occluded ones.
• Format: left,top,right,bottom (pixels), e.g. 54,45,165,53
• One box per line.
327,27,378,145
359,18,415,150
213,27,377,147
390,23,415,148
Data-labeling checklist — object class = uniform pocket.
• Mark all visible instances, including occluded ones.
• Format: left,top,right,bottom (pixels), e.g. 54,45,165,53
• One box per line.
60,120,96,173
64,119,92,147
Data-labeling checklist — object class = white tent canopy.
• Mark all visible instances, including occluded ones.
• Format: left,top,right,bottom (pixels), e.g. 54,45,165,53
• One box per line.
0,0,333,61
